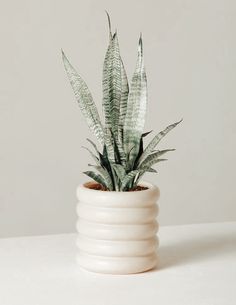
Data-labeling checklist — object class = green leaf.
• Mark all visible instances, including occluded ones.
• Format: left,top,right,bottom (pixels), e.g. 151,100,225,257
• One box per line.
112,163,126,181
102,32,122,138
139,156,168,172
105,11,112,39
117,58,129,165
82,146,100,165
138,120,182,165
142,130,152,138
104,128,115,162
124,35,147,167
121,170,139,191
133,136,144,169
86,138,100,155
138,149,175,169
146,167,157,173
100,144,116,190
83,171,107,189
87,164,113,190
62,50,104,144
119,58,129,129
110,129,126,165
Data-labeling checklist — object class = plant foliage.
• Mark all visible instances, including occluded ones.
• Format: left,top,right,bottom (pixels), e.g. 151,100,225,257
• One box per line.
62,13,182,191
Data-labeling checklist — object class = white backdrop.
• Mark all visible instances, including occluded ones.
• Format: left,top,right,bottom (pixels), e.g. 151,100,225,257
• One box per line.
0,0,235,237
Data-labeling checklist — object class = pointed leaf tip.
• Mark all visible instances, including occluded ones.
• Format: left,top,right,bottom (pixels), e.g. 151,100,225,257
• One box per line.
105,10,112,39
138,35,143,55
139,34,143,45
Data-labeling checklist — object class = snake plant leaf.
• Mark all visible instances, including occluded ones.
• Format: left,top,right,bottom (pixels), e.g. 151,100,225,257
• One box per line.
146,168,157,173
104,128,115,162
62,50,104,144
86,138,101,155
101,144,111,169
110,129,127,165
83,171,108,189
138,149,175,169
138,120,182,165
138,154,168,172
132,166,158,188
117,58,129,165
105,11,112,39
110,131,121,164
104,11,128,161
112,163,126,181
121,170,139,191
82,146,100,165
124,35,147,167
102,32,122,138
142,130,152,138
133,136,144,169
119,58,129,129
87,164,113,190
100,143,117,188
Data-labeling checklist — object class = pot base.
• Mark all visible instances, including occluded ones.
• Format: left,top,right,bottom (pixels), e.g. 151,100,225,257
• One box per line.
76,251,158,274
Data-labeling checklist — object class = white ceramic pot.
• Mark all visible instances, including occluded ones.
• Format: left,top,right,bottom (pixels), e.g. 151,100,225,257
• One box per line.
76,181,160,274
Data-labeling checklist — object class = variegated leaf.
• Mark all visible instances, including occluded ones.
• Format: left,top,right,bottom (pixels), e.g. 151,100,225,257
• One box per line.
83,171,108,189
102,32,122,137
138,149,175,168
138,120,182,165
62,50,104,144
86,138,100,155
138,155,168,172
82,146,100,165
119,58,129,129
124,36,147,167
102,28,126,165
121,170,139,191
146,167,157,173
104,128,115,162
112,163,126,181
87,165,113,190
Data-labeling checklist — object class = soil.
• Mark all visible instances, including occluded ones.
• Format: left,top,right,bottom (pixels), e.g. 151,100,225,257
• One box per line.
84,182,148,192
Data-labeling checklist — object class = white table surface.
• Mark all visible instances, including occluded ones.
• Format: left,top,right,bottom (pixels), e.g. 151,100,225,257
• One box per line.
0,222,235,305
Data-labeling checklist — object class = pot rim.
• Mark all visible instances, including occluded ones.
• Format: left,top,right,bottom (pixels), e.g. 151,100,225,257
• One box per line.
78,180,158,195
77,181,159,208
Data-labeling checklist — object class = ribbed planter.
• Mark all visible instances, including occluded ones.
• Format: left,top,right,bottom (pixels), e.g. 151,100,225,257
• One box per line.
76,181,160,274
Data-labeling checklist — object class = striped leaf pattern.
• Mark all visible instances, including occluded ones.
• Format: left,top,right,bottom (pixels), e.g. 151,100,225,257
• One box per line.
62,50,104,144
138,149,175,169
83,171,107,189
102,28,127,165
121,170,139,191
88,164,113,190
102,32,122,138
137,120,182,166
119,59,129,130
124,36,147,168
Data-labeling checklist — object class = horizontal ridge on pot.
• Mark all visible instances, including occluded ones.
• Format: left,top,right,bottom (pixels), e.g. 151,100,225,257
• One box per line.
76,203,158,224
76,235,159,257
76,219,159,240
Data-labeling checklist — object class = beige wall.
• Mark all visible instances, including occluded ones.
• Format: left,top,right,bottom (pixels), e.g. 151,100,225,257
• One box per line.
0,0,235,237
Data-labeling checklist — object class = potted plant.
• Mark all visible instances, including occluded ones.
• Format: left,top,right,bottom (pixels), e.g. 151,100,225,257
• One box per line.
62,14,181,274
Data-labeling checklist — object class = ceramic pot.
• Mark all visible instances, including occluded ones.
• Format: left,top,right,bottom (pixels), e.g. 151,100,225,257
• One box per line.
76,181,160,274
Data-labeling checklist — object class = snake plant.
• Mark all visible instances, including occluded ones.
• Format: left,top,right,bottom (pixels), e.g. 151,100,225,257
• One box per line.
62,14,181,191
